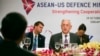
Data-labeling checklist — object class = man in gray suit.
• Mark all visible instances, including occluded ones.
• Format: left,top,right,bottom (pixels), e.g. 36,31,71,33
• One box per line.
49,19,80,51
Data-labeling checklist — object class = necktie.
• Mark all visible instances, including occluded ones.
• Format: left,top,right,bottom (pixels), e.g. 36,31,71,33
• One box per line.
33,35,37,51
64,35,68,47
64,35,68,43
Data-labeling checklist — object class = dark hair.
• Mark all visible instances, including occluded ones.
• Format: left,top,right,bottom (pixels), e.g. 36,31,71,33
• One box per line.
1,12,27,41
34,21,44,26
78,23,86,31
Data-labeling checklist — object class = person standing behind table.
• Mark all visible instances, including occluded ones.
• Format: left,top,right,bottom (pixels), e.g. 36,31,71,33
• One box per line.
24,21,45,51
49,19,80,51
0,12,37,56
76,23,89,44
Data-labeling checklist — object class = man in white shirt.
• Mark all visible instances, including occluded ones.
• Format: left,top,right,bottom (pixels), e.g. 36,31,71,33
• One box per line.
49,19,80,51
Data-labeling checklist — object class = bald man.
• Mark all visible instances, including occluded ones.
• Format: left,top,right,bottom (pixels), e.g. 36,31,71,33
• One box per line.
49,19,80,51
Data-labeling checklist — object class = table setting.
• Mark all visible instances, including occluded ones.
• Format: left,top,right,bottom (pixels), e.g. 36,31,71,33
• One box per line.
22,37,100,56
32,42,100,56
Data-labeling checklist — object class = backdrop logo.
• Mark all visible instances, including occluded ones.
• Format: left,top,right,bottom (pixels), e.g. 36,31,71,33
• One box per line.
22,0,35,14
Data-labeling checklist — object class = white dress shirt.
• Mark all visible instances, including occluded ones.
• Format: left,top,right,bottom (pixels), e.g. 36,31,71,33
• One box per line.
62,33,70,44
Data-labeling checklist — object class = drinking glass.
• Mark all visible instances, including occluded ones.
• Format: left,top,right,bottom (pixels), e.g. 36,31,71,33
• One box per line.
61,43,72,52
70,43,78,55
70,43,78,49
55,42,61,51
23,37,31,50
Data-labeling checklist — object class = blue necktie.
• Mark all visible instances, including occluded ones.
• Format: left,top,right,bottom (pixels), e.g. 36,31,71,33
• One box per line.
33,36,37,51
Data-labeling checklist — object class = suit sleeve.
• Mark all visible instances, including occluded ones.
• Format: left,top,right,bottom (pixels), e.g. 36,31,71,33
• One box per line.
85,35,90,43
77,36,81,45
42,35,45,47
76,35,81,45
49,35,54,50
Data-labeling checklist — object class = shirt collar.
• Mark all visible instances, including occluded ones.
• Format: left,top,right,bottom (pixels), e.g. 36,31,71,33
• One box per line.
33,31,38,38
62,32,70,37
62,32,70,43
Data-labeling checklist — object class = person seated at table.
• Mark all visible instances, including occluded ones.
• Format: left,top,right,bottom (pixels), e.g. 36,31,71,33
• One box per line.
76,23,89,44
0,12,37,56
23,21,45,51
49,19,80,51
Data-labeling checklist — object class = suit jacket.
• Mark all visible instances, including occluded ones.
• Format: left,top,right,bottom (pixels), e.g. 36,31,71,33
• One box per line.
78,34,89,44
49,32,80,50
24,32,45,50
0,40,37,56
0,36,3,45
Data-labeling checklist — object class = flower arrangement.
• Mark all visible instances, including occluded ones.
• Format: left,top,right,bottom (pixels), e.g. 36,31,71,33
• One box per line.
78,42,100,56
35,49,73,56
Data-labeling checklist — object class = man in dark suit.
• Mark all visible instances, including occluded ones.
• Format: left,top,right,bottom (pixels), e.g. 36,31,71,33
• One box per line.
24,21,45,51
76,23,89,44
0,12,37,56
49,19,80,51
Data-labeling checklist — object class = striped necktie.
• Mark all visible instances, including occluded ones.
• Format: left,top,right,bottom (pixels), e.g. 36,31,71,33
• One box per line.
64,35,68,43
64,35,68,47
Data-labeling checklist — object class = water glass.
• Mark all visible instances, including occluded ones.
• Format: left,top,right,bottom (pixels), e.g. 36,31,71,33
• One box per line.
23,37,31,50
